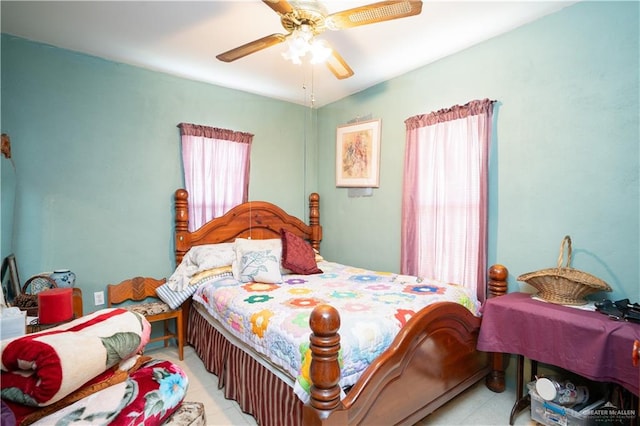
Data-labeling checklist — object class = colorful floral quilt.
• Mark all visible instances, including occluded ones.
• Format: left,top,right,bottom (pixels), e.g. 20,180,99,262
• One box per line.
192,261,479,402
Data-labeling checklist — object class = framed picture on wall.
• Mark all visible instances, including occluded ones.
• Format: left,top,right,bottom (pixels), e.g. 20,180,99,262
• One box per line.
335,119,381,188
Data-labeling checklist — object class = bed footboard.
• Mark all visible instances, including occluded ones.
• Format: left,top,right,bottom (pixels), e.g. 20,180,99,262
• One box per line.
304,264,509,426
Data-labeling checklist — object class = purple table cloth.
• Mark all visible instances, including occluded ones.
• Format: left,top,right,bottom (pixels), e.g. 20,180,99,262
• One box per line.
477,292,640,396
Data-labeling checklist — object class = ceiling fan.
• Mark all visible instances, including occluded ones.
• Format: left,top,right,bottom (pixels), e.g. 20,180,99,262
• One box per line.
216,0,423,80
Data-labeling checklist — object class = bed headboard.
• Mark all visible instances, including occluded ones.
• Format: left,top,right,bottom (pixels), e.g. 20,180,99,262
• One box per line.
174,189,322,265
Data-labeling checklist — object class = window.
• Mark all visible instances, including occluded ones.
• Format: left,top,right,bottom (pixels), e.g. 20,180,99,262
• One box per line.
401,99,494,302
178,123,253,231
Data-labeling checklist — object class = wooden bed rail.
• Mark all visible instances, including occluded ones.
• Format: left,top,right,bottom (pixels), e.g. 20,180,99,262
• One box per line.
305,264,509,425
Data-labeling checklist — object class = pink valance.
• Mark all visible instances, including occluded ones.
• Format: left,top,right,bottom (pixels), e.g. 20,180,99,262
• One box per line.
405,98,495,130
177,123,253,144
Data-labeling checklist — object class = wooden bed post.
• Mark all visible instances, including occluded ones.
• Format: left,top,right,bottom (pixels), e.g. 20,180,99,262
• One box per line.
486,264,508,392
175,189,190,265
308,305,342,413
174,189,192,344
309,193,322,251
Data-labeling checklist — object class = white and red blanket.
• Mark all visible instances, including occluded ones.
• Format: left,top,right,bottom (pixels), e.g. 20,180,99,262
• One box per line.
1,308,151,407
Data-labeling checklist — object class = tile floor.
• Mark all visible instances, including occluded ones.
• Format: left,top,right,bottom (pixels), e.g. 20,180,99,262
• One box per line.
149,345,537,426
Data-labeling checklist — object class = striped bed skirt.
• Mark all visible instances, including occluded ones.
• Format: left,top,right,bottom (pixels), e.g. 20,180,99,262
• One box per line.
187,305,303,426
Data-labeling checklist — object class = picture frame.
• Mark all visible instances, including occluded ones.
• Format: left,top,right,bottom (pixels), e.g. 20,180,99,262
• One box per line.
1,254,21,305
335,118,381,188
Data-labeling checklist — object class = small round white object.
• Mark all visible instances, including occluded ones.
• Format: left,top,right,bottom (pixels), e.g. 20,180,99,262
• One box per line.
536,377,559,401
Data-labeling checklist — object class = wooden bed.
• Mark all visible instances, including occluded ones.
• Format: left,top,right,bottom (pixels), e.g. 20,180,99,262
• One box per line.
173,188,508,426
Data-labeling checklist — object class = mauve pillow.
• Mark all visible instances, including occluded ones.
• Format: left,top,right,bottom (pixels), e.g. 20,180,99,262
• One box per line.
280,229,323,275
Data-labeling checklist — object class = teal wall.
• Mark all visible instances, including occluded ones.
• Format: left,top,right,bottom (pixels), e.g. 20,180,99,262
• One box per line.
317,1,639,301
1,146,16,261
1,1,638,312
1,35,315,310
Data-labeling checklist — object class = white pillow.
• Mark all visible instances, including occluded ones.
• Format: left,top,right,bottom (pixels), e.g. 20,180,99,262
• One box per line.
233,238,283,284
187,243,236,269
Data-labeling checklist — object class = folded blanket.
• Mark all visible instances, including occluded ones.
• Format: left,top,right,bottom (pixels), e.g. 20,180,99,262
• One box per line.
167,243,236,291
1,308,151,407
4,355,152,425
30,358,187,426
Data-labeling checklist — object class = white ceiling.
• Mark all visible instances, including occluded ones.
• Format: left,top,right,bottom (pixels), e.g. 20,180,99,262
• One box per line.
1,1,576,107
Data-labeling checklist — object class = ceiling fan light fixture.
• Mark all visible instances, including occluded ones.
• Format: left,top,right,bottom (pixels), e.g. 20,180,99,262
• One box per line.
292,25,313,48
282,25,332,65
282,26,311,64
282,49,303,65
218,0,424,80
309,38,332,64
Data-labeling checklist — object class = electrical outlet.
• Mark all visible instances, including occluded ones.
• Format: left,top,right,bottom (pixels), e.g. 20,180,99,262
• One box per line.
94,291,105,306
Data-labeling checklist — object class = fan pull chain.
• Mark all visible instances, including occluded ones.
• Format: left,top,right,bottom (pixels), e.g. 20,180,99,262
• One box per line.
310,65,316,108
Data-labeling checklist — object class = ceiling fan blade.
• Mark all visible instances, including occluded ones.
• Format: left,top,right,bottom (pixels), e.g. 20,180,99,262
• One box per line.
262,0,294,15
325,48,354,80
216,34,287,62
326,1,423,30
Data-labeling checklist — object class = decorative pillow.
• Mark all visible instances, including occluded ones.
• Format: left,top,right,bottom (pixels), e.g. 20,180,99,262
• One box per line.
280,229,323,275
233,238,283,283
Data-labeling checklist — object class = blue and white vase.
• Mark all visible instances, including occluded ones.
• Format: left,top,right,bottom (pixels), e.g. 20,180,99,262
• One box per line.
50,269,76,288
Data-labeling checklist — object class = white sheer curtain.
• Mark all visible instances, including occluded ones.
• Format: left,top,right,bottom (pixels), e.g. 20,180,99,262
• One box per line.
401,99,494,302
178,123,253,232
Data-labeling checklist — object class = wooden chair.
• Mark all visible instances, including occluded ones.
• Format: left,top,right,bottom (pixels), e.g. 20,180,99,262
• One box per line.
107,277,183,360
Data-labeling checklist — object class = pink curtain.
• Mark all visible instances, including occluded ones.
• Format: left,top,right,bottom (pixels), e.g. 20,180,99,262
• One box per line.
401,99,494,302
178,123,253,231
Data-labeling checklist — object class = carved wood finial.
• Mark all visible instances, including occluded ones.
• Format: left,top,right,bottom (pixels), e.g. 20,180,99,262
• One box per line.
488,264,508,298
175,189,190,265
308,304,341,411
309,193,322,251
